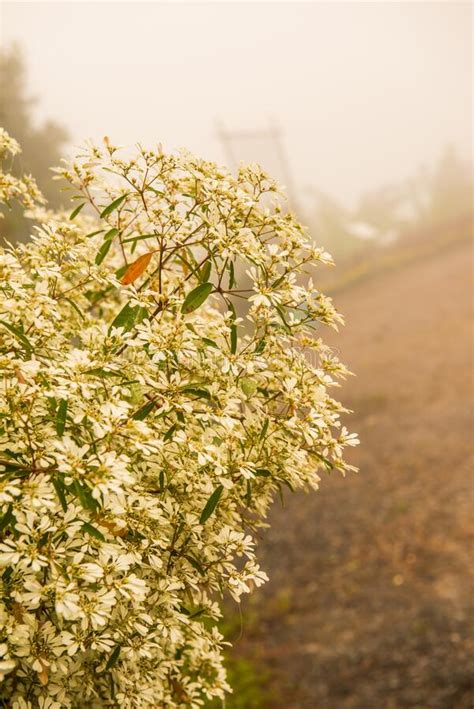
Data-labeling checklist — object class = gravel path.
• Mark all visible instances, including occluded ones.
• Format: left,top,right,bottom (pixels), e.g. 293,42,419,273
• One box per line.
233,238,474,708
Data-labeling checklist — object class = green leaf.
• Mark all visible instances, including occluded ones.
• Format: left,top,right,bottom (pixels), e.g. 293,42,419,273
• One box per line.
100,194,127,219
95,237,113,266
110,303,148,333
0,320,32,353
276,305,292,334
104,227,119,241
69,202,85,220
159,470,166,490
188,607,206,620
245,480,252,507
314,452,333,470
181,387,210,400
85,368,123,378
37,531,50,548
240,378,257,397
0,504,14,534
228,261,236,289
255,468,271,477
62,297,85,321
86,229,105,238
260,418,269,441
122,233,158,244
55,399,68,437
200,485,224,524
184,554,206,576
163,423,177,441
132,400,157,420
82,522,105,541
105,645,121,671
198,260,212,284
254,338,266,354
271,274,286,288
228,301,237,354
201,337,218,349
181,283,213,314
230,324,237,355
73,481,99,511
52,478,68,512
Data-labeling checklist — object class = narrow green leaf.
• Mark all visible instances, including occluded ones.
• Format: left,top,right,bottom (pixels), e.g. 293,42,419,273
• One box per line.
201,337,218,348
188,607,206,619
245,480,252,507
163,423,177,441
37,531,50,548
0,320,32,353
95,238,113,266
230,324,237,354
100,194,127,219
181,387,210,400
276,305,292,334
52,478,68,512
198,261,211,284
260,418,269,441
122,233,158,244
254,338,266,354
240,378,257,397
200,485,224,524
86,229,105,238
73,481,99,511
82,522,105,542
85,368,123,378
62,297,85,321
228,261,236,289
132,400,157,420
69,202,85,220
104,227,119,241
55,399,68,437
181,282,213,314
0,504,14,534
105,645,121,671
314,452,333,470
228,301,237,354
271,274,286,288
110,303,148,333
184,554,206,576
255,468,271,477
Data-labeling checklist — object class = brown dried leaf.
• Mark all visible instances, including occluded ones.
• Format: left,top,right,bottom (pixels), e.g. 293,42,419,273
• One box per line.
121,252,153,285
15,368,26,384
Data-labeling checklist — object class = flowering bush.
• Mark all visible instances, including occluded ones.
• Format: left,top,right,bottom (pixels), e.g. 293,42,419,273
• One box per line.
0,128,358,707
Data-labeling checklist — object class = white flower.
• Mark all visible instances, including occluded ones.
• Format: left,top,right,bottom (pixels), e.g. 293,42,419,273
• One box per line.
0,128,356,706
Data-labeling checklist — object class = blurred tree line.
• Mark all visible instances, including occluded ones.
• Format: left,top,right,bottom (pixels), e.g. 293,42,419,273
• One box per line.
0,44,472,253
0,45,68,243
306,146,473,262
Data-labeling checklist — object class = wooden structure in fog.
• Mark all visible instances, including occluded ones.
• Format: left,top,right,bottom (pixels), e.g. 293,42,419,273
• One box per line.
216,119,298,210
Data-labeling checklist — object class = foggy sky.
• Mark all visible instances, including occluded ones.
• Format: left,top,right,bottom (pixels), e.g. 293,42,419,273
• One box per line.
1,1,472,207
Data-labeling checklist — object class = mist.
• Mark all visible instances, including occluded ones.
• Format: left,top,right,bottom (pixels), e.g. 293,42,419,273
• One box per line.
1,1,472,208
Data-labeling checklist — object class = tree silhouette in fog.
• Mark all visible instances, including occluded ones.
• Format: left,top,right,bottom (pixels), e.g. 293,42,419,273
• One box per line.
0,44,68,241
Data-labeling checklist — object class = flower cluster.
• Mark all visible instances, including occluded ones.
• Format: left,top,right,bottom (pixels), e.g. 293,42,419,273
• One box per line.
0,130,357,707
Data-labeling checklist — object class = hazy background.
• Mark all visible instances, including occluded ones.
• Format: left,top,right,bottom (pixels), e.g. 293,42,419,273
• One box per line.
0,2,473,707
1,1,472,207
